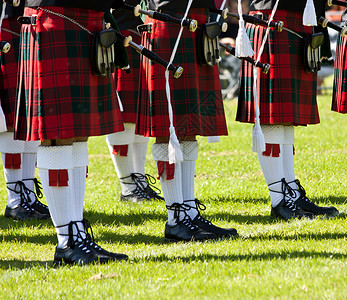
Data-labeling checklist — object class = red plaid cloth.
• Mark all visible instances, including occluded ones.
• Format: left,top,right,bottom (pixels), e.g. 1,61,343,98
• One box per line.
332,34,347,114
116,30,141,123
14,7,124,141
0,18,21,128
237,10,319,125
136,8,228,138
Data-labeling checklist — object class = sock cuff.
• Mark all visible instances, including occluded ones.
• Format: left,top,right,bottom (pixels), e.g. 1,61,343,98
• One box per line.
72,142,89,167
106,123,135,145
181,141,198,161
152,143,169,162
261,125,285,144
283,126,294,145
37,145,73,170
134,134,149,143
23,141,40,153
0,132,25,153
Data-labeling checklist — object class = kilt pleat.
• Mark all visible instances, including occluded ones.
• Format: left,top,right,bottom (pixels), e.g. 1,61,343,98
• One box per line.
237,10,319,125
332,34,347,114
14,7,124,141
136,8,228,138
0,18,21,128
116,31,141,123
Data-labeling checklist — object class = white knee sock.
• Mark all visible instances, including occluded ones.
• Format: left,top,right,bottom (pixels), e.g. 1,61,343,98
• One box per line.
257,125,285,207
282,125,299,199
2,153,22,207
181,141,199,220
72,142,89,224
22,141,40,204
153,143,184,225
37,145,76,248
107,123,136,195
0,132,25,207
133,134,149,187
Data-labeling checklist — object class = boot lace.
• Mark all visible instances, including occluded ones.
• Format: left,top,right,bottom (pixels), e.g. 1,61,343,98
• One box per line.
7,180,34,212
120,174,150,199
166,202,198,229
184,199,212,225
268,178,301,211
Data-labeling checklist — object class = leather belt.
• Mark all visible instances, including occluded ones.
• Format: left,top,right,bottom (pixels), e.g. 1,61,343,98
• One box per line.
137,23,152,34
17,16,37,25
252,13,269,21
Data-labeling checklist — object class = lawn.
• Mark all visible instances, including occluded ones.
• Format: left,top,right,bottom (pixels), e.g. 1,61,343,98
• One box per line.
0,84,346,299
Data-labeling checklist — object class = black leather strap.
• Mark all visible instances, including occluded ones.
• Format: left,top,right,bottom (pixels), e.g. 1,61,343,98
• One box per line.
17,16,37,25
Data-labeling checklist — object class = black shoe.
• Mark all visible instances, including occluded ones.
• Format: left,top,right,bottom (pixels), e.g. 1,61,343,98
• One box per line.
271,199,315,220
164,218,216,242
82,219,128,261
191,214,238,239
53,241,107,266
30,199,50,217
120,187,150,203
293,179,339,217
295,196,339,217
4,204,49,220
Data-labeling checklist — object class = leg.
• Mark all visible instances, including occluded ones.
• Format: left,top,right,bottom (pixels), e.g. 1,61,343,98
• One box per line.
257,125,313,220
153,142,215,242
37,142,127,265
22,140,50,217
282,126,338,216
106,123,149,202
0,132,45,220
133,133,163,200
180,141,237,239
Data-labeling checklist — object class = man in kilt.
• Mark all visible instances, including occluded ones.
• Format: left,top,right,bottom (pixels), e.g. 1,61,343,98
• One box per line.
14,0,128,265
0,2,49,221
107,2,163,203
137,0,238,241
237,0,339,220
332,8,347,114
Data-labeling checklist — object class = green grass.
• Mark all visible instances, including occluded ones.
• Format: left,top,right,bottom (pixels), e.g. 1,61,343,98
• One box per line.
0,86,346,299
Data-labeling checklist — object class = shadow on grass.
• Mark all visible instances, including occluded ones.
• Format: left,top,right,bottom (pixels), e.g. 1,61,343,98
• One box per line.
0,260,51,270
133,250,347,263
243,232,347,241
1,248,345,270
207,196,346,206
309,196,347,205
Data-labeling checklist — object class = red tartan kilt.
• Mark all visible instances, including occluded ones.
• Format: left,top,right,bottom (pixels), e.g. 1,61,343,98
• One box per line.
332,34,347,114
136,8,228,138
116,31,141,123
237,10,319,125
14,7,124,141
0,18,21,128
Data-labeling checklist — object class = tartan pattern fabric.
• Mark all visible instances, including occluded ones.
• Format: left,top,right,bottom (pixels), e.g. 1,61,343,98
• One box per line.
237,10,319,126
332,34,347,114
116,30,141,123
136,8,228,138
14,7,124,141
0,18,21,128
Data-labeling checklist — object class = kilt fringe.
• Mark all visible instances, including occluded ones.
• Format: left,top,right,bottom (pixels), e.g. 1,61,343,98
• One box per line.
332,34,347,114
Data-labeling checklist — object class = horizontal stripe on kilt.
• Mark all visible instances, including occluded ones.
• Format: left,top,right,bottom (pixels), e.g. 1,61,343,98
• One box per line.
237,10,319,125
14,7,124,141
332,34,347,114
136,8,228,138
0,18,21,128
116,30,141,123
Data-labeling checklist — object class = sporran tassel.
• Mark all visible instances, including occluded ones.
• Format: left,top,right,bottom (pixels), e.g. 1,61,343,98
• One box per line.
303,0,317,26
235,0,254,57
